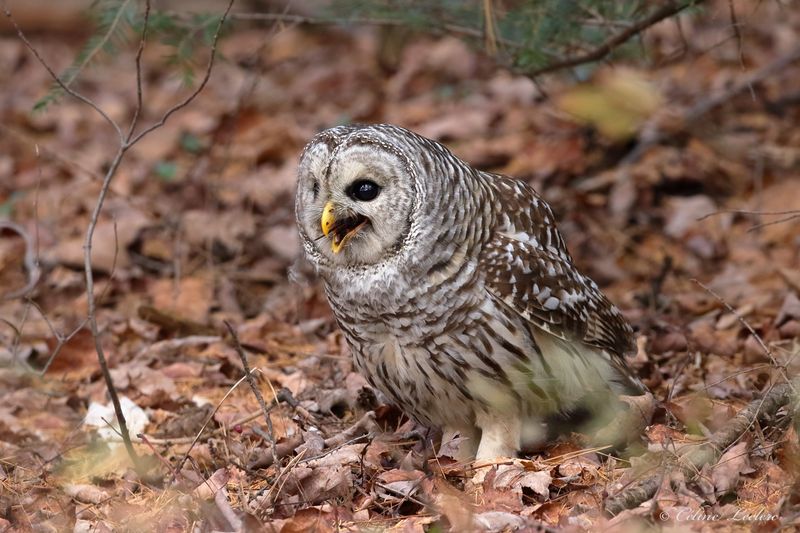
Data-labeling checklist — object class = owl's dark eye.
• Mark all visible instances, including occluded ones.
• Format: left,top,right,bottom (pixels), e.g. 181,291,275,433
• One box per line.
348,180,381,202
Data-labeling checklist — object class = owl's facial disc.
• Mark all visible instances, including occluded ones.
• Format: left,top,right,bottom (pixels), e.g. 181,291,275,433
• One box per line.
321,201,369,254
296,135,413,266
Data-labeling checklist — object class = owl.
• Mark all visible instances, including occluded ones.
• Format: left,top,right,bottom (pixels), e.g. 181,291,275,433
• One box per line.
295,124,649,460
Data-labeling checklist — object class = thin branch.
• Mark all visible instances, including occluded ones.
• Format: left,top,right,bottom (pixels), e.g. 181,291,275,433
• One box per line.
522,0,707,77
698,208,800,220
692,279,796,395
82,146,141,468
127,0,151,139
605,380,798,515
224,320,278,466
2,4,124,143
698,208,800,233
685,42,800,121
171,371,252,484
127,0,234,147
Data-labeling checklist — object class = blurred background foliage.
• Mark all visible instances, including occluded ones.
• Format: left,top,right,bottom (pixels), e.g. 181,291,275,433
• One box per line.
36,0,703,110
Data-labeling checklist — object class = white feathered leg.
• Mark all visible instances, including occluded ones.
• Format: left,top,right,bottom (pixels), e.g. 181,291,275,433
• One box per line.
475,412,520,460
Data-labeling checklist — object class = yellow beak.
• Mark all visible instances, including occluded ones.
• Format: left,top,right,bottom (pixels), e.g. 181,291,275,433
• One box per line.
320,201,345,254
321,201,336,238
320,201,368,254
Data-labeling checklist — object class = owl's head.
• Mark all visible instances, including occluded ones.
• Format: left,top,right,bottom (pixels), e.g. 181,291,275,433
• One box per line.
295,124,428,268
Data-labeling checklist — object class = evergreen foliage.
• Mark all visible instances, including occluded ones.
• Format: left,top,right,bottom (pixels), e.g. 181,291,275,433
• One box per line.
38,0,702,111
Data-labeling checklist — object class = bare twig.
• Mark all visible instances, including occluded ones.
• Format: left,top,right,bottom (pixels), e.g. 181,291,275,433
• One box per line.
82,146,143,468
684,42,800,121
697,208,800,232
605,380,797,515
0,221,40,300
623,40,800,166
2,4,124,142
225,320,278,466
6,0,235,473
522,0,707,77
322,411,379,449
692,279,795,395
171,371,251,483
127,0,233,146
127,0,150,139
606,279,798,515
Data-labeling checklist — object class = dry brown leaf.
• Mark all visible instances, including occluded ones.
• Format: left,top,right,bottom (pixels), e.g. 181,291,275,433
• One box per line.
193,467,230,500
711,441,751,496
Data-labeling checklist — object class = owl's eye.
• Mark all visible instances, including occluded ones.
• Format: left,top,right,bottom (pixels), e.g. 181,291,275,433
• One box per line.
348,180,381,202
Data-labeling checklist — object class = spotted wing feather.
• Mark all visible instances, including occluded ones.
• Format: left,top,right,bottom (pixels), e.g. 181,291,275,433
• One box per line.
482,175,636,360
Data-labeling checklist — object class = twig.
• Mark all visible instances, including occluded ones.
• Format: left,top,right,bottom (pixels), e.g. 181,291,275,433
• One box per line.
2,3,124,142
622,40,800,166
171,370,251,484
692,279,795,395
697,208,800,232
0,222,40,300
605,380,797,515
137,433,183,481
225,320,278,466
126,0,150,139
6,0,235,473
127,0,233,146
684,42,800,121
522,0,707,77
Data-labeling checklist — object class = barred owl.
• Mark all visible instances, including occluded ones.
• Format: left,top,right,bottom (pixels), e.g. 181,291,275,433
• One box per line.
295,124,648,460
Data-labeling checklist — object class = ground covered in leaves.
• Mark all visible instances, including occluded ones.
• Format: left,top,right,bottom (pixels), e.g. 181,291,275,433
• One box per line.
1,1,800,531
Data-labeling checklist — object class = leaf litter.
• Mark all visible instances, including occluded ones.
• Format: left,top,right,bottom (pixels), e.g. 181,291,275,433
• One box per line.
1,1,799,530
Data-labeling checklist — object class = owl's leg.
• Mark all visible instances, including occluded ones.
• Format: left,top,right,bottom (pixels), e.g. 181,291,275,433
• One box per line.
475,412,521,460
440,425,480,461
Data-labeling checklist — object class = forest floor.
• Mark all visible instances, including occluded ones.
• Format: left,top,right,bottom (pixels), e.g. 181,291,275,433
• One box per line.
1,1,800,531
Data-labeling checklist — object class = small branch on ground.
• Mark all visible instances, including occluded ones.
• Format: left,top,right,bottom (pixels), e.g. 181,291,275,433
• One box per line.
323,411,379,449
225,320,278,466
693,279,795,394
171,370,252,483
605,380,798,515
698,209,800,232
606,276,799,515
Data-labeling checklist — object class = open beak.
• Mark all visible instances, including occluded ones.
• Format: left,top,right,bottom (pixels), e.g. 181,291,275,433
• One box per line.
321,201,368,254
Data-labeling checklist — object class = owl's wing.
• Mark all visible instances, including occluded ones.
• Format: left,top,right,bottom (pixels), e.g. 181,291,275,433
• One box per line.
481,176,636,360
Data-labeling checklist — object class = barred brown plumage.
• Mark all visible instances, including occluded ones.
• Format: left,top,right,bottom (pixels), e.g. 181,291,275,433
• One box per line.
295,124,649,460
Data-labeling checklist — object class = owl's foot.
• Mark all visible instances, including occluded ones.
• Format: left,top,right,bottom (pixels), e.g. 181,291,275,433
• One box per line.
475,413,521,461
439,425,479,462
